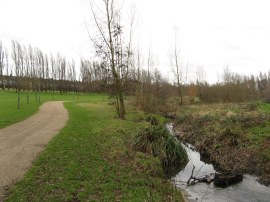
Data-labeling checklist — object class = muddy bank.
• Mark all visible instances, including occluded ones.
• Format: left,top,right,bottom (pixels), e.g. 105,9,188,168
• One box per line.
173,143,270,202
172,103,270,186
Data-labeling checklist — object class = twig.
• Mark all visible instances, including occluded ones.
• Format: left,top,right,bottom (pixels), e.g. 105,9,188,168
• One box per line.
187,165,195,185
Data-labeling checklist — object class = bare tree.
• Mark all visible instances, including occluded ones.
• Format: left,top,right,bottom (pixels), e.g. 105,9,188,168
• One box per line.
257,71,267,98
147,47,153,82
44,54,49,92
36,48,44,92
61,57,66,93
196,66,206,100
89,0,134,119
11,40,21,92
5,50,9,90
11,40,23,108
22,45,30,91
169,29,184,105
50,53,57,95
71,59,76,95
28,45,35,91
18,43,24,78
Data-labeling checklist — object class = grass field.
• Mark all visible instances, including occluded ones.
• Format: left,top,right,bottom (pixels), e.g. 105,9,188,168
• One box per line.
3,92,183,201
0,90,104,128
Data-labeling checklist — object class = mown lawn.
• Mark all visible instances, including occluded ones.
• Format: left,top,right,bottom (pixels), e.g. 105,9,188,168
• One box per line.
5,96,183,201
0,90,103,128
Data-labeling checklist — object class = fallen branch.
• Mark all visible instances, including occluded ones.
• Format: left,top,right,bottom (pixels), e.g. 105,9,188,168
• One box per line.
187,165,215,186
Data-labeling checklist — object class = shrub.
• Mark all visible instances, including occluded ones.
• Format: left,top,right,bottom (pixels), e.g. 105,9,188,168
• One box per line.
132,125,188,177
161,135,188,176
132,125,165,156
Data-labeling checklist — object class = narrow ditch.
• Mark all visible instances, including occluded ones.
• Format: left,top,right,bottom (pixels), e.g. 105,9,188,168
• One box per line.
166,124,270,202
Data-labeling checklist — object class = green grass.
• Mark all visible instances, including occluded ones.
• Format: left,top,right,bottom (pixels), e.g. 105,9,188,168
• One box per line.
247,102,270,145
0,90,105,128
5,96,183,201
257,102,270,112
247,102,270,162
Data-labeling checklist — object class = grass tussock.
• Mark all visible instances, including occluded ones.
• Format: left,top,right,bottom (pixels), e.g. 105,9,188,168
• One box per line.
133,124,188,177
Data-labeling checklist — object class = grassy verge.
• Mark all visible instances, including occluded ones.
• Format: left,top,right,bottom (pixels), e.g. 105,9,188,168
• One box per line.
5,96,183,201
174,102,270,185
0,90,104,128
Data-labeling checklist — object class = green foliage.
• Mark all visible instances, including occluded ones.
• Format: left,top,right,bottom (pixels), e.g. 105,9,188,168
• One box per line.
258,102,270,112
133,125,165,156
133,125,188,177
161,134,189,177
145,115,160,126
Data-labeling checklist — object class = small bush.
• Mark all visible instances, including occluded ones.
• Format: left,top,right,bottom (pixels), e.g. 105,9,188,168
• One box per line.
132,125,165,156
161,135,188,176
132,125,188,177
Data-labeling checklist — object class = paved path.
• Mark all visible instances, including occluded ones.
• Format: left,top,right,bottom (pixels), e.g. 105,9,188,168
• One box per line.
0,101,69,200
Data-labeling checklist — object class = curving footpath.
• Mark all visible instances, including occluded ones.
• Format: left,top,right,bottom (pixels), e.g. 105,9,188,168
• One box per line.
0,101,69,200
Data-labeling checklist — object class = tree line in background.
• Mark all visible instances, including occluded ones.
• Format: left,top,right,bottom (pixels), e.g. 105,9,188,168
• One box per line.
196,68,264,103
0,40,76,94
1,38,270,113
1,0,270,118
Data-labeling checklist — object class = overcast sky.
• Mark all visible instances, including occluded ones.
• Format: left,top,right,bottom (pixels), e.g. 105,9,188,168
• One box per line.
1,0,270,83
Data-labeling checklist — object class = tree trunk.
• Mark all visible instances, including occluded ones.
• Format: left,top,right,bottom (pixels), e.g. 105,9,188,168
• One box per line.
106,1,126,119
116,80,125,118
178,80,183,106
1,73,3,90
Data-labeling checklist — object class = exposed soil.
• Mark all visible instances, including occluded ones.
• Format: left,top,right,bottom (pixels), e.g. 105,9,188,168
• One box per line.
0,101,68,200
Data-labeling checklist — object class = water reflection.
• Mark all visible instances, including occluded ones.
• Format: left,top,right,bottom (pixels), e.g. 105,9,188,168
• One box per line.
173,143,270,202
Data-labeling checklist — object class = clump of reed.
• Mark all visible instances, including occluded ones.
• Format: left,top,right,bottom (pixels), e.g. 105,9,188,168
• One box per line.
132,124,188,177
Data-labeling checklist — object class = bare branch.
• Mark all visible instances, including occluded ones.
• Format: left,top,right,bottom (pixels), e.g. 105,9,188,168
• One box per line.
89,0,110,49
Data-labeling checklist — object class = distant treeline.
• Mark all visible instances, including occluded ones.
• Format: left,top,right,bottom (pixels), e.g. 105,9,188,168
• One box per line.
0,40,76,93
1,40,270,110
196,70,270,103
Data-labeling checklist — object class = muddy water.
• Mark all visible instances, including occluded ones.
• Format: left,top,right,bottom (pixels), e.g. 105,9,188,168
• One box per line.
166,124,270,202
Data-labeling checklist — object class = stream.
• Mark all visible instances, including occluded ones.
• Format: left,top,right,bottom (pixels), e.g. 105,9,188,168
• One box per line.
167,124,270,202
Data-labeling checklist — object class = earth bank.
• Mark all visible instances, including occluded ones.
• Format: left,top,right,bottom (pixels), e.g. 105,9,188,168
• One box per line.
173,102,270,186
